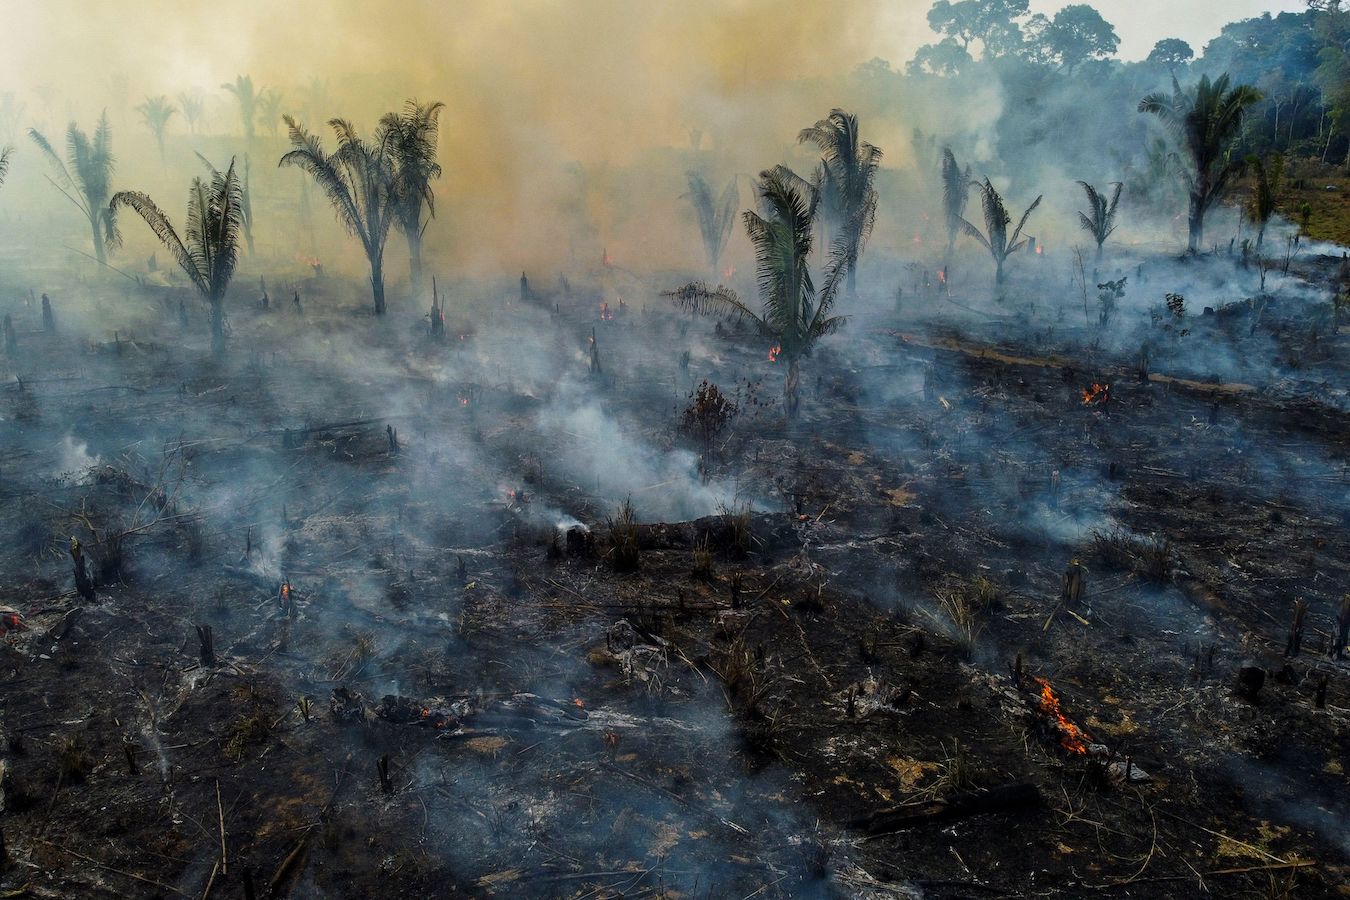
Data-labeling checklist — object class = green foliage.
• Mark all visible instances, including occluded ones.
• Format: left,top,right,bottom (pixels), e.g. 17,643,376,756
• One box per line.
798,109,882,292
1076,180,1122,256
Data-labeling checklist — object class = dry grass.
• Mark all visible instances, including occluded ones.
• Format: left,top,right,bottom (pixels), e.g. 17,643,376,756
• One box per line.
607,497,640,573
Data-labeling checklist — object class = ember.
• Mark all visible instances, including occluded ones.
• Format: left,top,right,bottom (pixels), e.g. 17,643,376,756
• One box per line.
1032,677,1091,755
768,344,781,362
598,301,614,321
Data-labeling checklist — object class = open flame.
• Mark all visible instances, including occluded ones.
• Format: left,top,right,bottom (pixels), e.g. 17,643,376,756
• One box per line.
457,395,471,407
1033,677,1091,754
1082,383,1110,406
937,269,946,285
768,344,781,363
599,301,614,321
722,264,736,281
1035,243,1044,255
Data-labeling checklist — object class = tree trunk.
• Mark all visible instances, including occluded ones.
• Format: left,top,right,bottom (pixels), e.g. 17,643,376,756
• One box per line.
1187,194,1204,254
1256,222,1266,254
994,257,1004,291
847,264,857,297
370,255,386,316
210,296,226,355
407,229,424,294
783,357,800,421
90,216,106,266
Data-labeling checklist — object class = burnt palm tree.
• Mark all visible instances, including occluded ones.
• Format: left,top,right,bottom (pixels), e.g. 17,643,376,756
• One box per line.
684,171,738,278
666,166,846,420
940,147,971,258
1076,181,1122,262
1139,73,1262,253
380,99,444,291
110,158,245,355
178,91,204,136
961,178,1042,292
28,113,119,264
280,115,395,314
798,109,881,295
222,75,261,147
1246,153,1284,252
137,96,175,161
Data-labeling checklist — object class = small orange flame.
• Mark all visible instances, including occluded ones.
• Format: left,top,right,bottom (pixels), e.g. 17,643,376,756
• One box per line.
458,395,471,407
1082,383,1110,406
768,344,781,363
1035,244,1044,255
1033,677,1090,754
599,301,614,321
937,269,946,284
573,698,585,709
722,264,736,280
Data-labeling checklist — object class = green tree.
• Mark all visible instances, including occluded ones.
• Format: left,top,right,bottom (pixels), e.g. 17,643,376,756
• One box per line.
1246,153,1284,251
0,146,12,190
1147,38,1194,71
907,39,974,76
110,158,245,355
1076,181,1122,262
380,99,445,291
280,116,396,315
798,109,882,295
960,177,1041,290
927,0,1029,54
1034,4,1119,72
666,166,846,420
137,96,175,162
1139,73,1262,252
28,113,119,265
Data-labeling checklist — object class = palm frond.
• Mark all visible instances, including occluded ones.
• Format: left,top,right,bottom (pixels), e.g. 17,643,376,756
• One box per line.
109,189,205,293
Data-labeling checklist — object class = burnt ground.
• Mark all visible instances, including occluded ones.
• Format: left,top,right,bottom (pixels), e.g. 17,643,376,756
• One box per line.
0,255,1347,899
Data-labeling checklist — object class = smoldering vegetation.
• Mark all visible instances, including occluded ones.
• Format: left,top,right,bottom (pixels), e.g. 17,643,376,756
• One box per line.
0,1,1348,898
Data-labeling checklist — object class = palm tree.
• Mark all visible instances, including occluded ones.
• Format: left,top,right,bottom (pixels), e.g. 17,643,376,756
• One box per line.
0,146,13,190
137,96,176,162
197,151,255,254
940,147,971,258
178,92,204,136
666,166,846,420
684,171,738,278
222,75,261,147
110,158,245,355
1076,181,1122,262
797,109,881,295
28,112,119,265
1139,73,1262,253
380,99,444,291
960,178,1042,291
257,89,284,143
280,115,395,314
1247,153,1284,252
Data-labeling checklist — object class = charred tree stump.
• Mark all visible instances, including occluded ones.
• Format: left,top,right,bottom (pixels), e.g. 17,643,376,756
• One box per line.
196,624,215,666
1334,594,1350,660
123,740,138,776
1236,666,1266,702
69,538,95,603
377,753,391,793
2,314,15,356
386,425,399,455
1061,559,1085,607
1285,598,1308,658
41,294,55,332
1315,674,1328,709
243,866,257,900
